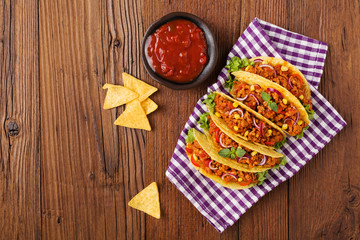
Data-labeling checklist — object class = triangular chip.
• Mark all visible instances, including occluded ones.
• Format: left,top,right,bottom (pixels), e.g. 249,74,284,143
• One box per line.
141,98,158,115
128,182,160,219
103,83,139,109
123,72,158,102
114,99,151,131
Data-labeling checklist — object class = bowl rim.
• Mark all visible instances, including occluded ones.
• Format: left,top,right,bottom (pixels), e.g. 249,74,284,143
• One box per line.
141,12,218,90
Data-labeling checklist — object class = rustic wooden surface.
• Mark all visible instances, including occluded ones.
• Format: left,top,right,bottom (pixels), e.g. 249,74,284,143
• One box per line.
0,0,358,239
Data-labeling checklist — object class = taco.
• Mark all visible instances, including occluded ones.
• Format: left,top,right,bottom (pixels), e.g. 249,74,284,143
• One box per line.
185,128,268,189
225,56,314,120
203,91,286,149
198,112,286,172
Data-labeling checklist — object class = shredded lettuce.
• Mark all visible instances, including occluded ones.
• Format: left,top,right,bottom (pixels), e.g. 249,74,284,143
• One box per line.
202,92,216,113
304,104,315,120
224,74,235,90
198,113,210,130
296,125,310,140
224,57,254,90
274,137,287,149
273,156,287,170
257,170,268,185
186,128,195,144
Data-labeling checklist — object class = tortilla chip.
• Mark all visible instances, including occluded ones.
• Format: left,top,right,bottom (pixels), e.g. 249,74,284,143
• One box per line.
123,72,158,102
103,84,139,109
141,98,158,115
114,99,151,131
128,182,160,219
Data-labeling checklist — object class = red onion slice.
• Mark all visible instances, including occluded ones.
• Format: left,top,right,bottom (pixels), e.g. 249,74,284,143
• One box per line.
219,133,232,148
260,122,263,136
237,94,248,101
267,88,283,99
249,94,260,105
237,155,250,162
258,155,267,166
252,84,261,89
221,173,238,181
253,118,260,129
229,108,244,118
208,160,218,170
288,76,294,89
259,64,277,76
284,117,296,126
293,106,299,125
253,58,263,63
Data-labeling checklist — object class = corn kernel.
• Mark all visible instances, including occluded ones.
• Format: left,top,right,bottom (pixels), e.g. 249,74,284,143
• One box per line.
281,66,288,71
245,65,251,71
282,99,288,105
244,130,249,137
299,95,304,100
268,129,272,136
297,120,304,126
238,178,243,182
232,102,239,108
233,126,239,131
250,85,255,91
215,112,221,118
234,113,240,119
282,123,288,130
193,154,198,161
251,151,257,156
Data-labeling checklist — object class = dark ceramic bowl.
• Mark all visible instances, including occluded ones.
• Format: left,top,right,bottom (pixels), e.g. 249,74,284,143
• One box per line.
141,12,218,90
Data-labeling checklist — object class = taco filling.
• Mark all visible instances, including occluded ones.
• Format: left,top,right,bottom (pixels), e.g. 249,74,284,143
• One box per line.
205,115,281,168
185,140,259,186
230,81,308,136
204,92,285,148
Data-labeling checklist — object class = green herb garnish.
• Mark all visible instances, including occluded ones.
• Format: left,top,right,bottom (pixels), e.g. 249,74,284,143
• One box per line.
224,57,254,90
218,146,245,159
186,128,195,144
296,125,310,140
273,156,287,170
198,113,210,130
202,92,216,113
261,91,278,112
304,104,315,120
225,74,235,89
257,170,268,185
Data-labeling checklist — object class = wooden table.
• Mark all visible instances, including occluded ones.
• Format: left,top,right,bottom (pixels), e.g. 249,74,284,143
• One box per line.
1,0,358,239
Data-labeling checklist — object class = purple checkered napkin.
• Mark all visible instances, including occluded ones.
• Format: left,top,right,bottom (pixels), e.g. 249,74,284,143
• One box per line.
165,18,346,233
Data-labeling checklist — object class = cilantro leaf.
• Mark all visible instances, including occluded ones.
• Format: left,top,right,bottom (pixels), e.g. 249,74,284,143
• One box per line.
268,101,278,112
225,57,254,72
304,104,315,120
257,170,268,185
186,128,195,144
296,125,310,140
274,137,287,149
198,113,210,130
218,148,231,158
203,92,216,113
261,91,271,102
235,148,246,158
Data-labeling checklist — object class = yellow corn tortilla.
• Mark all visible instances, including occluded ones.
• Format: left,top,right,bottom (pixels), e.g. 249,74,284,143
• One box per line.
186,129,256,189
210,92,286,149
114,99,151,131
123,72,158,102
249,56,311,100
141,98,158,115
102,83,139,109
128,182,160,219
231,71,309,135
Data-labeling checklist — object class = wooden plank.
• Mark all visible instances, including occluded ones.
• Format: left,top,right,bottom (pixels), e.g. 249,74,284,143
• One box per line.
0,0,41,239
288,0,360,239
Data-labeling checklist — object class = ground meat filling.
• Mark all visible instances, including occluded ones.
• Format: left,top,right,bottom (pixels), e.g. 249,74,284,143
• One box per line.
208,118,280,168
214,94,284,147
185,140,259,184
241,63,313,109
230,81,307,136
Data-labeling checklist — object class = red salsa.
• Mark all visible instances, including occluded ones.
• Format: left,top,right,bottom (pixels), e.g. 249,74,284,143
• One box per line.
145,19,208,83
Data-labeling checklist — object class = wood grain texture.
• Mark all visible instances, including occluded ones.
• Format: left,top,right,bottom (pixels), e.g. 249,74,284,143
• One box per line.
0,0,359,239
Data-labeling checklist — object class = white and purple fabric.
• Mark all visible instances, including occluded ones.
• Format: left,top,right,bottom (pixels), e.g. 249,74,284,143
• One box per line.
165,18,346,233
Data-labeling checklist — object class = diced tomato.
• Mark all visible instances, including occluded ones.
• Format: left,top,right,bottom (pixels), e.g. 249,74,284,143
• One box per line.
265,141,275,146
185,147,193,154
203,159,211,167
238,179,252,186
227,102,234,109
214,128,220,143
291,74,303,86
190,155,201,167
198,151,208,158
